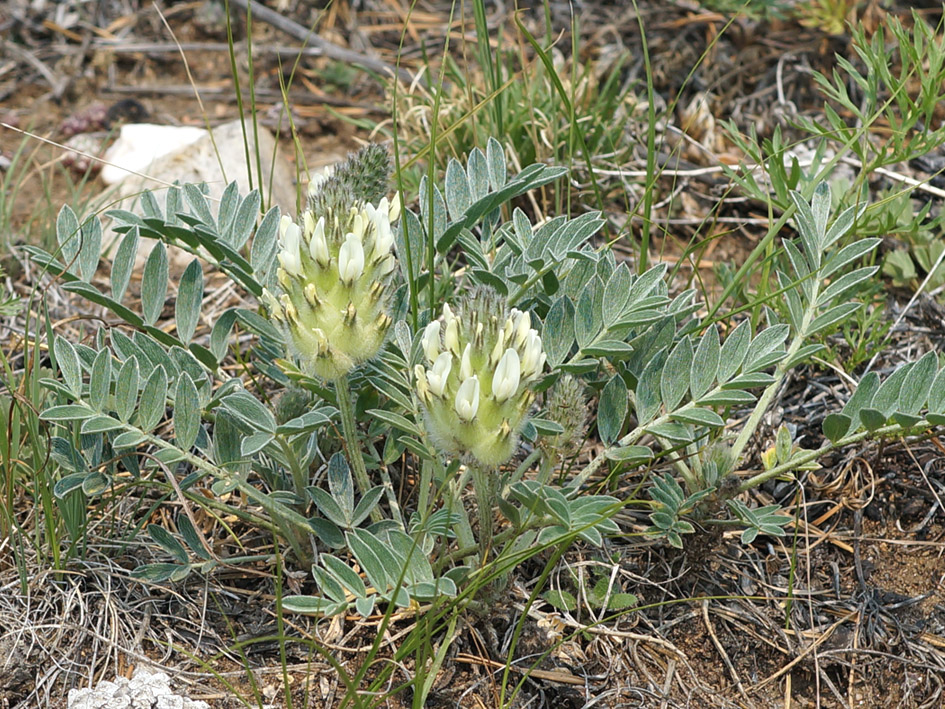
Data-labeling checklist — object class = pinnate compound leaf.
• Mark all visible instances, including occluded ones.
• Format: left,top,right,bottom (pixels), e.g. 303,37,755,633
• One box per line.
661,336,692,411
175,259,204,344
598,374,628,445
690,325,720,400
141,241,169,325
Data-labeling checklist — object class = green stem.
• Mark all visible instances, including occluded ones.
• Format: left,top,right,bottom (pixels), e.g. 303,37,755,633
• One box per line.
470,465,495,563
276,437,307,501
736,422,917,493
438,515,547,570
447,470,477,567
334,375,382,523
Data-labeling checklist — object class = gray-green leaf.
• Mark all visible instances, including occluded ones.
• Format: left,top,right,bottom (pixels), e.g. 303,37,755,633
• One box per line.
141,241,169,325
598,374,628,445
137,366,168,433
174,373,200,450
175,259,204,344
661,336,692,411
690,325,720,401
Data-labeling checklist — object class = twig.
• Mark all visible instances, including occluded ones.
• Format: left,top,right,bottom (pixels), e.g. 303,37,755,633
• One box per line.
229,0,418,86
701,600,751,705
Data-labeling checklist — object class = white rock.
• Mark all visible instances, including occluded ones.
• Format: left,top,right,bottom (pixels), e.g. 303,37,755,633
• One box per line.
67,668,209,709
101,119,299,274
101,125,208,185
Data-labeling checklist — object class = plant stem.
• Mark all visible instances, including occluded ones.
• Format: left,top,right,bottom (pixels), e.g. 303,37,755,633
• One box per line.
735,422,915,493
448,470,477,567
334,375,383,523
470,464,495,562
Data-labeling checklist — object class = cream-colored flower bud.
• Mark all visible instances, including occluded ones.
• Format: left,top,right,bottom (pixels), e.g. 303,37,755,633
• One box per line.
387,193,401,222
278,219,303,277
351,213,366,242
455,376,480,422
444,317,461,355
261,288,284,320
490,327,507,366
421,321,441,362
427,352,452,398
514,310,531,347
373,216,394,261
338,234,365,285
309,216,330,267
492,348,520,402
520,330,545,378
414,364,430,403
303,211,316,238
460,343,473,381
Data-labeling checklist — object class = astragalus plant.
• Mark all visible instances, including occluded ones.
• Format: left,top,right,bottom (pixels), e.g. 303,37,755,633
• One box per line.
28,140,944,623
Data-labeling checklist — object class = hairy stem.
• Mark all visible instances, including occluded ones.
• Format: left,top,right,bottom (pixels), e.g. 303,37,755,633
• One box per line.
334,375,383,524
